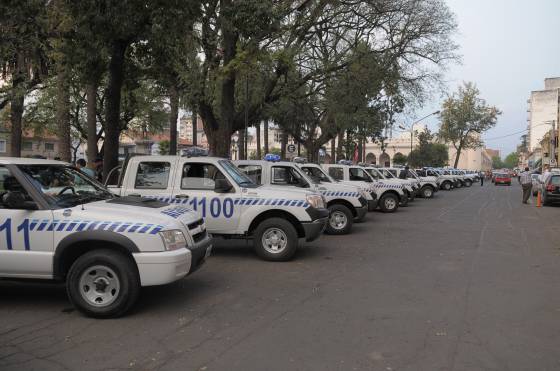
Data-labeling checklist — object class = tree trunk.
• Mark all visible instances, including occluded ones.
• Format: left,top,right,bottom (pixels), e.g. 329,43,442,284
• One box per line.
280,129,288,160
86,81,98,166
56,65,72,162
453,145,462,168
103,40,128,181
192,106,197,147
336,131,344,161
357,138,363,163
238,129,245,160
168,85,179,155
263,120,269,153
331,138,335,162
9,53,25,157
256,122,261,159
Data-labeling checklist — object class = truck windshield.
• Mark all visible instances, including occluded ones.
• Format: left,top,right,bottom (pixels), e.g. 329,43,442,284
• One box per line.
219,160,259,188
18,165,114,208
301,166,331,183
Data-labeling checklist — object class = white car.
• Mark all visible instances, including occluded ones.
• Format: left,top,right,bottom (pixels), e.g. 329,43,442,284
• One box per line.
107,156,329,261
384,167,439,199
322,163,405,213
234,160,368,235
0,158,211,318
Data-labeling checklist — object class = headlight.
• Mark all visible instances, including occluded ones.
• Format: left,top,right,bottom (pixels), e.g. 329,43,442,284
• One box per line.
159,229,187,250
306,194,325,209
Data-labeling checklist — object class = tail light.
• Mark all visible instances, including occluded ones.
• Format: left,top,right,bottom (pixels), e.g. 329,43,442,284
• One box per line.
546,184,555,192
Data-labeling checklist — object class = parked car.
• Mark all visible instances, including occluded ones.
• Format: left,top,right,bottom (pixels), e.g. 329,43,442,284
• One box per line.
494,173,512,186
540,173,560,205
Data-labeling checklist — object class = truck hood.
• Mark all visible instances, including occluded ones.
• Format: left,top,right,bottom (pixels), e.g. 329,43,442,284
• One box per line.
76,198,201,229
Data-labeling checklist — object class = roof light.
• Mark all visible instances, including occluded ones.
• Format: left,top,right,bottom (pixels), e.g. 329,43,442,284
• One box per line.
292,156,307,164
264,153,281,162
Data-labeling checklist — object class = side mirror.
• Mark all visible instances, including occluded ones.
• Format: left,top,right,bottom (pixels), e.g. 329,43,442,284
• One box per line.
3,191,37,210
214,178,232,193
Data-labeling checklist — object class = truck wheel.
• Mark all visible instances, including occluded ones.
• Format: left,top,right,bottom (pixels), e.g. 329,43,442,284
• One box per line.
456,181,463,188
325,204,353,235
422,186,434,198
379,193,399,213
254,218,298,261
66,249,140,318
465,180,472,187
442,182,452,191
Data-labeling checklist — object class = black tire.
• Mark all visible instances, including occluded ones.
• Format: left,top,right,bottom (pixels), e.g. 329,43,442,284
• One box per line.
421,185,434,198
442,181,452,191
253,217,298,261
66,249,140,318
325,204,353,235
379,193,399,213
465,180,472,187
456,181,463,188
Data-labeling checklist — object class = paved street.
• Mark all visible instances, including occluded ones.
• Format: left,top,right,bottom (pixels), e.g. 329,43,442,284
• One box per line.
1,184,560,371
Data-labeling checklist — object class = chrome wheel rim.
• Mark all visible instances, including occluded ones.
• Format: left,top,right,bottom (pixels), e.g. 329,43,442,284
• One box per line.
385,197,397,210
79,265,120,307
329,211,348,230
424,188,433,198
262,228,288,254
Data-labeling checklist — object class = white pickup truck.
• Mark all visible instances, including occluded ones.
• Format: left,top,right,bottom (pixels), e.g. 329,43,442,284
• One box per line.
107,155,329,261
0,158,211,318
321,163,405,213
234,160,368,235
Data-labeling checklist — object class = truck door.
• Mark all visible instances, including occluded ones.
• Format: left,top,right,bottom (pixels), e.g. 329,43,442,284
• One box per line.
172,160,240,234
0,166,54,278
121,159,178,201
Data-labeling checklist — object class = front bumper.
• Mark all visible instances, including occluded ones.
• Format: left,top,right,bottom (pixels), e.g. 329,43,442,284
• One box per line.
367,192,377,211
302,217,328,241
133,237,212,286
355,205,368,220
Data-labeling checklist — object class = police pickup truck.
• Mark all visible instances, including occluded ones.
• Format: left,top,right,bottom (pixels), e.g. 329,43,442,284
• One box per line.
107,156,329,261
385,167,439,199
0,158,211,318
322,163,405,213
234,158,367,235
373,167,417,204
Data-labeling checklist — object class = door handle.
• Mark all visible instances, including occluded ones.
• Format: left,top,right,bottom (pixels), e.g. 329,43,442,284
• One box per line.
175,194,190,199
129,193,141,197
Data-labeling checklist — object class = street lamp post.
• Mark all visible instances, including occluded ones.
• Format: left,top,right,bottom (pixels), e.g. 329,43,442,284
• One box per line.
398,110,440,153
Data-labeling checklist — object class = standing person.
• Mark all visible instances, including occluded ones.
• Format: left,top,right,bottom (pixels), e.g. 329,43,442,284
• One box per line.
480,171,484,186
399,165,409,179
519,167,532,204
93,157,103,182
76,158,96,178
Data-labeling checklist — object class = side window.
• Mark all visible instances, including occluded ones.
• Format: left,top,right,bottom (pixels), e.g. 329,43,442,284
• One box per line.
0,167,33,208
550,176,560,186
349,168,368,181
181,163,225,190
328,167,343,180
134,162,170,189
237,165,262,184
389,170,398,177
271,166,304,186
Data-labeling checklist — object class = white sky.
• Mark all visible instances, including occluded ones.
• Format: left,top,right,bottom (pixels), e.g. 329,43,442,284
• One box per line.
414,0,560,158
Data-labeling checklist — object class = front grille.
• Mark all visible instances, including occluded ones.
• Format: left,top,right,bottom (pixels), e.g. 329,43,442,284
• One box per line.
369,191,377,200
192,230,207,243
358,196,367,207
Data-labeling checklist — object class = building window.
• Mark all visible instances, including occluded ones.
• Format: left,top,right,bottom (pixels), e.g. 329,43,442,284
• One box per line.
22,141,33,151
0,140,6,153
274,132,282,143
44,142,55,151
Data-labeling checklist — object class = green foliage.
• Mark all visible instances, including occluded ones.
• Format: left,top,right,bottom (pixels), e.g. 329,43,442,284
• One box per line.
503,152,519,169
393,153,408,165
407,129,449,167
492,156,504,169
438,82,501,167
158,140,170,155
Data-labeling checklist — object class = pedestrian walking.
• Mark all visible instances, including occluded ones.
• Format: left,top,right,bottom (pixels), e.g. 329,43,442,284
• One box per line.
519,166,532,204
480,172,484,186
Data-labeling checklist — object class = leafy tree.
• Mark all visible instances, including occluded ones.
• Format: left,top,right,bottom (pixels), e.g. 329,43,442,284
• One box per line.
393,153,408,165
492,156,504,169
503,152,519,169
158,140,170,155
439,82,501,168
407,129,449,167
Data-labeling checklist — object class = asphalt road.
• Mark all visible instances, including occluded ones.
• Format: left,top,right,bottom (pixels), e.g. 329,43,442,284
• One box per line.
1,183,560,371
